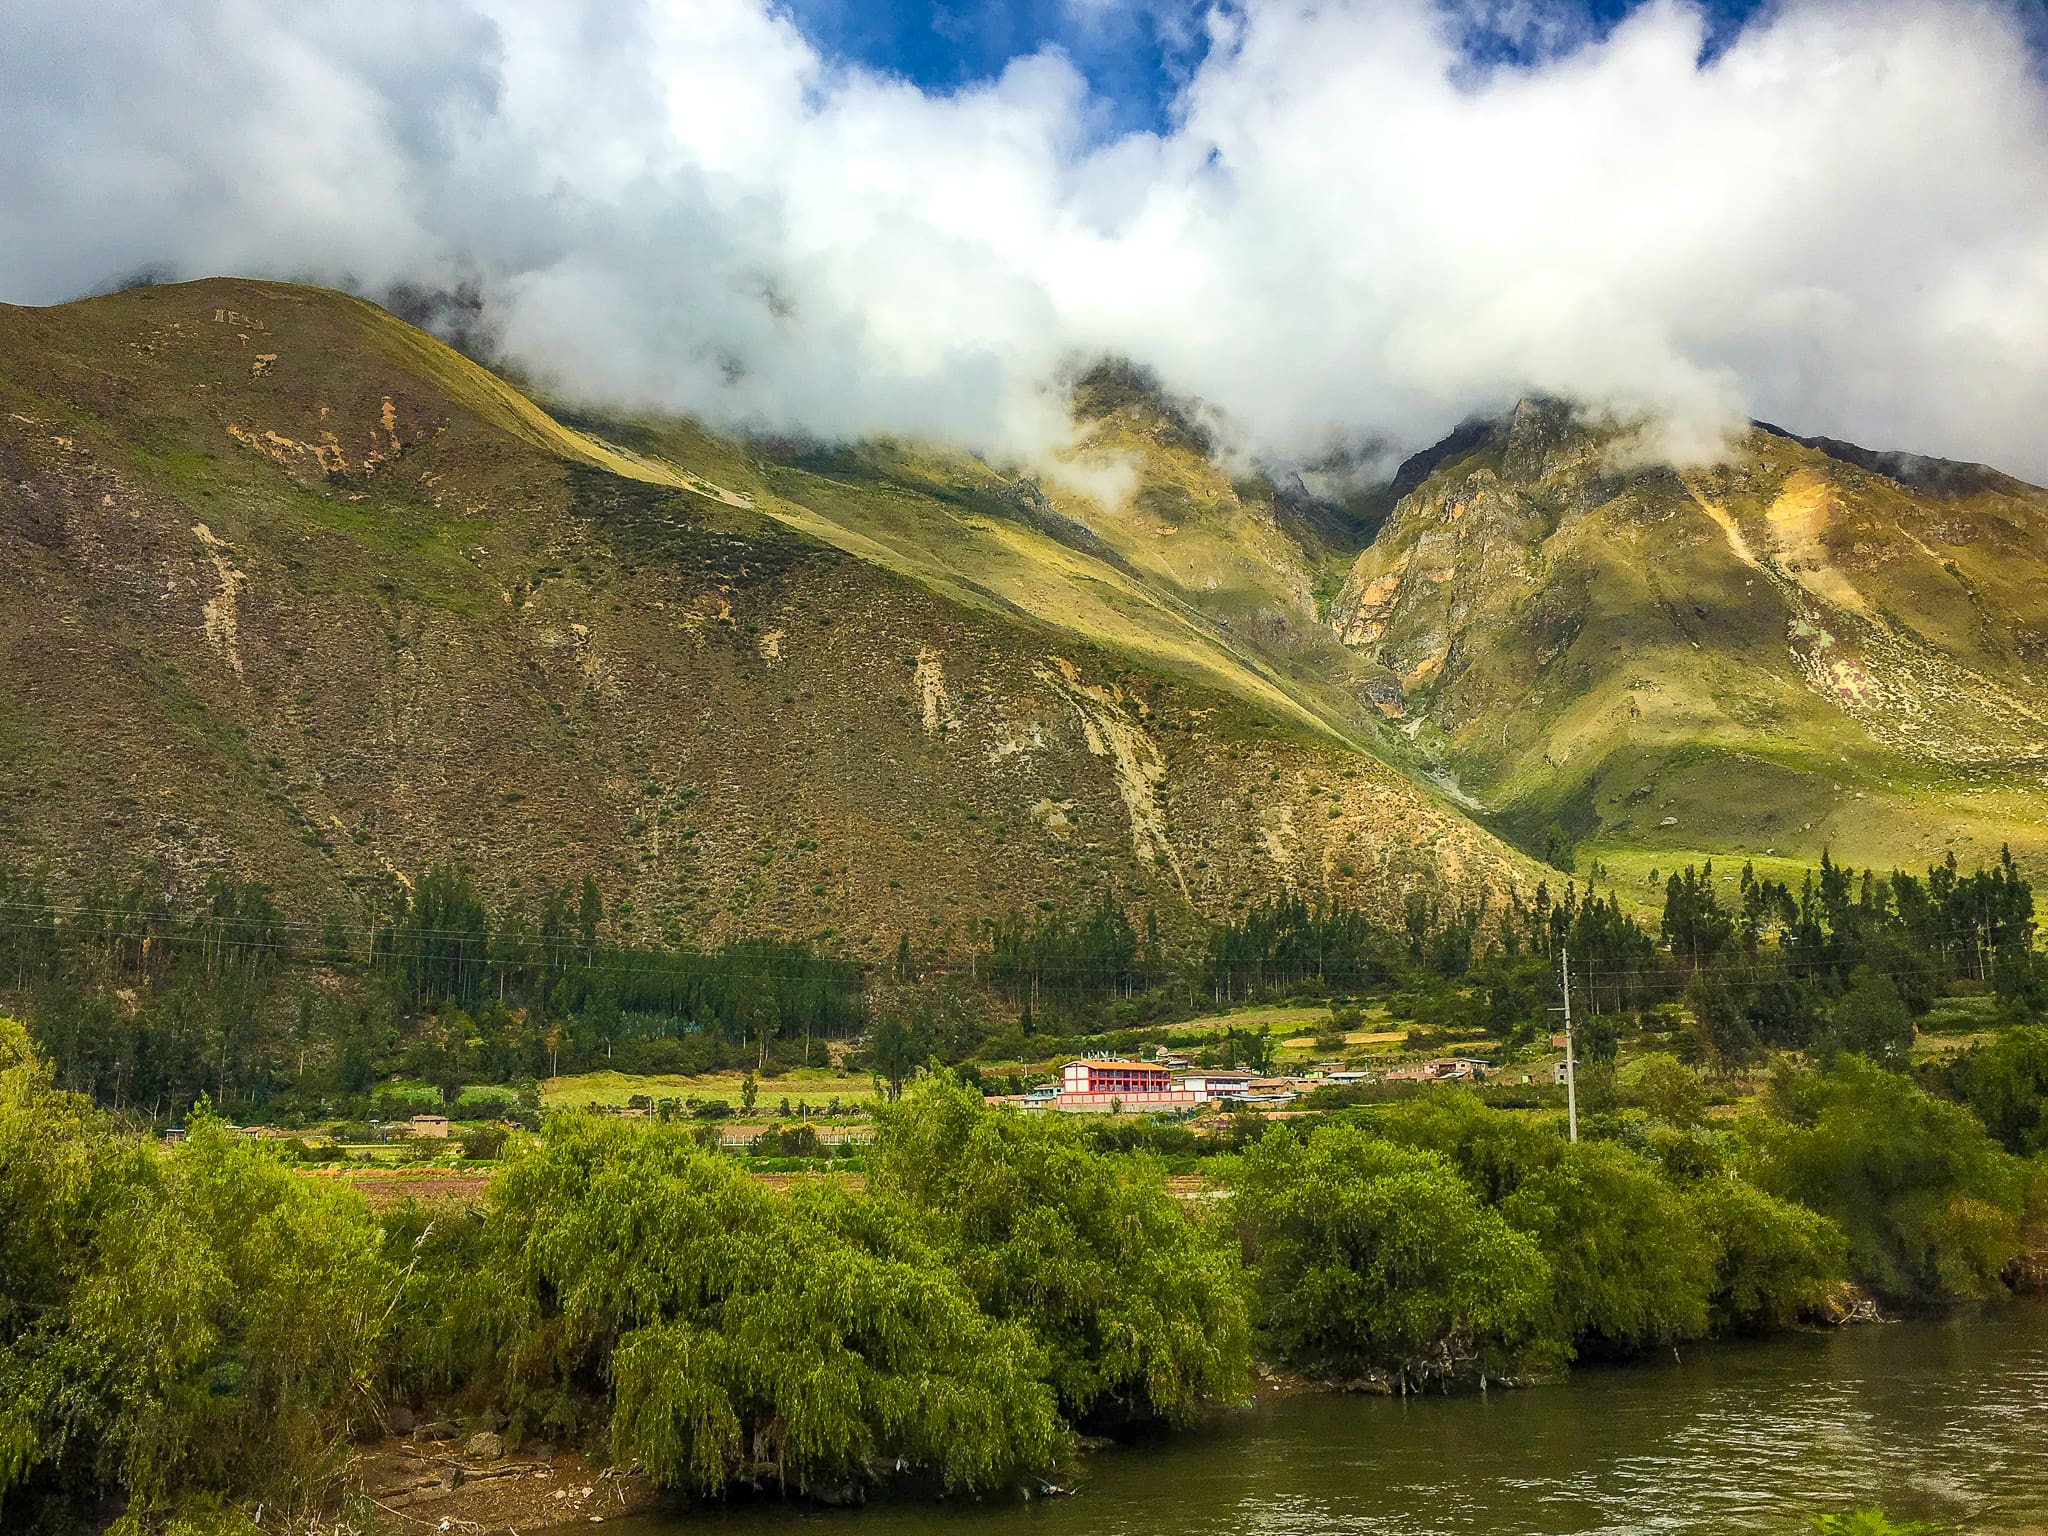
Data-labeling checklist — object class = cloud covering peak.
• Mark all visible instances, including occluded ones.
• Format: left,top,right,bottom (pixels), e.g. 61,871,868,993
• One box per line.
5,0,2048,479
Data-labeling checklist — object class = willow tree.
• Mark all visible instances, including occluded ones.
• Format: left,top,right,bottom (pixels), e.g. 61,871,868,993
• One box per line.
1377,1089,1723,1355
0,1019,394,1526
870,1076,1251,1429
1231,1123,1549,1388
420,1113,1066,1497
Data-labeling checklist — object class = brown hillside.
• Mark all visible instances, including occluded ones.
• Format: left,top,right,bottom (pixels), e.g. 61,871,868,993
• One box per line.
0,279,1536,958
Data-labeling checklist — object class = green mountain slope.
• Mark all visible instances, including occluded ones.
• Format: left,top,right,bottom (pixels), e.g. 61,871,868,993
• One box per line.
1330,400,2048,882
0,279,1535,955
549,371,1381,752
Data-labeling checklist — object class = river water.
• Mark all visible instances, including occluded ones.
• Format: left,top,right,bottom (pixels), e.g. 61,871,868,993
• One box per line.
609,1301,2048,1536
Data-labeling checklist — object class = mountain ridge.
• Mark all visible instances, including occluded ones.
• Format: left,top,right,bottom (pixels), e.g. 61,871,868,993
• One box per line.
1328,398,2048,884
0,278,1538,958
5,276,2044,953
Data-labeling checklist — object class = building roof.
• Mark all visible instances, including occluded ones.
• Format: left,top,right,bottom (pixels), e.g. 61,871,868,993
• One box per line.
1067,1058,1168,1071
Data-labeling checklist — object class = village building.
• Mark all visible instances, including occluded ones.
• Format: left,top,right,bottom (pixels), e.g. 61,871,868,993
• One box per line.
1176,1071,1255,1098
408,1113,452,1139
1062,1058,1173,1095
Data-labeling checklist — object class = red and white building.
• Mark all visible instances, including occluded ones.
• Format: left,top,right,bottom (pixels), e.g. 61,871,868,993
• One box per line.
1061,1058,1172,1095
1048,1057,1206,1113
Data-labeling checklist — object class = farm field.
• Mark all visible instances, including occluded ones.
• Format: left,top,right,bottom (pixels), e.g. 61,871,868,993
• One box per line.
540,1067,886,1112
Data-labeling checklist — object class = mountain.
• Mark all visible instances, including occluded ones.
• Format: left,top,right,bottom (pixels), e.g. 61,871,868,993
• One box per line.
1329,399,2048,886
0,279,1533,958
8,278,2042,950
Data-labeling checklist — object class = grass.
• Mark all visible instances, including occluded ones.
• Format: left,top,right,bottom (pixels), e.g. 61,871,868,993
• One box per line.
542,1068,885,1111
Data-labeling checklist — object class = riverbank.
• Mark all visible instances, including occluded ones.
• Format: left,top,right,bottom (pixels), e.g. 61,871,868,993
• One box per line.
356,1439,658,1533
364,1298,2048,1536
351,1283,1927,1536
582,1300,2048,1536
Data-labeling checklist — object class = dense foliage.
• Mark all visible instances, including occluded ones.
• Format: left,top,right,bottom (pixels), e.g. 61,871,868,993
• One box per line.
1947,1024,2048,1154
1225,1075,1988,1387
5,845,2042,1130
2,1004,2043,1527
870,1078,1248,1427
0,858,860,1121
1762,1059,2030,1300
1233,1124,1549,1387
0,843,2042,1522
401,1112,1065,1499
0,1019,392,1529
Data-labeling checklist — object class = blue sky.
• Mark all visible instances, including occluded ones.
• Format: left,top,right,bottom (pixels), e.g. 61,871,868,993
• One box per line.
778,0,1778,134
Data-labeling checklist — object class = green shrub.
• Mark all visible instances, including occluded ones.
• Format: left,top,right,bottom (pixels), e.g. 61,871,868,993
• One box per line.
1946,1024,2048,1155
1687,1178,1846,1329
0,1020,394,1526
1808,1513,1945,1535
1378,1092,1717,1354
1625,1053,1708,1129
459,1124,509,1161
1766,1059,2027,1301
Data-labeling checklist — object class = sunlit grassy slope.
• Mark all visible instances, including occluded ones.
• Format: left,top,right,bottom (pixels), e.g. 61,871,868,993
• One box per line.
548,404,1385,755
1331,400,2048,874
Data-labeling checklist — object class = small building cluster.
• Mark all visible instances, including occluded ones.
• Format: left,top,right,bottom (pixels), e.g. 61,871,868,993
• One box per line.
1381,1056,1490,1084
991,1051,1491,1114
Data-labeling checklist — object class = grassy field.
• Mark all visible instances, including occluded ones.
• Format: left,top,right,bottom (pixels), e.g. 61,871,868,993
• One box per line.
541,1068,886,1111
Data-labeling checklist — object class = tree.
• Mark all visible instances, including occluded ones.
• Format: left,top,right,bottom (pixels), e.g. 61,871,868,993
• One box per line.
1577,1011,1621,1067
577,876,603,959
1497,1141,1716,1353
864,1014,933,1100
1379,1092,1717,1356
1684,970,1758,1071
1687,1179,1846,1330
1232,1123,1550,1387
739,1072,758,1114
1820,968,1914,1070
0,1020,395,1525
415,1113,1066,1498
1947,1024,2048,1154
1626,1053,1707,1129
1767,1059,2028,1301
870,1077,1249,1427
1662,864,1735,969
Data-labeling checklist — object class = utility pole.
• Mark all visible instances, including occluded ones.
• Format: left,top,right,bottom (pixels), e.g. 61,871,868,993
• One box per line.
1551,945,1578,1143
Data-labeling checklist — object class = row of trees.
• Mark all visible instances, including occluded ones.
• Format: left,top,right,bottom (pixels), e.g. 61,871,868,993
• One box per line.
980,888,1166,1008
2,844,2040,1120
0,859,862,1120
1143,849,2042,1071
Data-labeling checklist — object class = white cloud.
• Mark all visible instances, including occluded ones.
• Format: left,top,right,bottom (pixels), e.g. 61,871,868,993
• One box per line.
4,0,2047,481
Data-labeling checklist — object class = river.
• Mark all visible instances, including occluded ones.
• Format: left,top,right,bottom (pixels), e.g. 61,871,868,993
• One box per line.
606,1301,2048,1536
